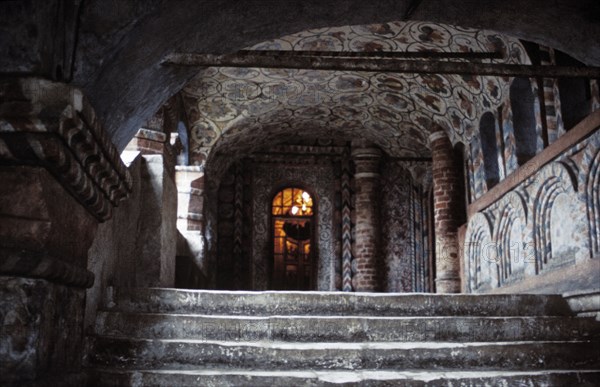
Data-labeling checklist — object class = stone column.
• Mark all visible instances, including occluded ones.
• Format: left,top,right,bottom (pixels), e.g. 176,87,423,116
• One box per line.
0,78,131,384
430,128,462,293
351,141,382,292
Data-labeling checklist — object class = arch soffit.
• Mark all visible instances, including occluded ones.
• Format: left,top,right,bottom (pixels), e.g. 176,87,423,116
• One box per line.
183,21,529,168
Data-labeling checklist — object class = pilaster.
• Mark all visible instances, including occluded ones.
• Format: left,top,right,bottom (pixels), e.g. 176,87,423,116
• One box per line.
429,129,462,293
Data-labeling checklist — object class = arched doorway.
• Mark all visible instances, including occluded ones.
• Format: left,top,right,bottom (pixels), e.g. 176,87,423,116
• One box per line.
271,187,316,290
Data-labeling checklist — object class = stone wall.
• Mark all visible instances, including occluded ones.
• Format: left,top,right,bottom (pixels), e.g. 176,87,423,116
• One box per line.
175,166,212,289
0,277,86,385
0,78,133,385
85,152,142,331
464,112,600,293
135,155,177,287
86,151,177,331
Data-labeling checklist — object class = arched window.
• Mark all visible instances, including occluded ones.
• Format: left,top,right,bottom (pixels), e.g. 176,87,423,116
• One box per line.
510,78,537,165
479,112,500,190
271,187,315,290
556,51,592,131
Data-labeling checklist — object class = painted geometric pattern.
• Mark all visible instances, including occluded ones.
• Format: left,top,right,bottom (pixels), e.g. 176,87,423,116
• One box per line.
183,21,529,166
380,162,414,292
341,148,353,292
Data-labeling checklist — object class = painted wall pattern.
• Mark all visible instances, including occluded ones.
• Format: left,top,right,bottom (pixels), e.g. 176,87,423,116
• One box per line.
341,148,353,291
216,167,236,289
464,128,600,292
380,161,431,292
501,99,518,177
182,21,529,171
469,77,547,201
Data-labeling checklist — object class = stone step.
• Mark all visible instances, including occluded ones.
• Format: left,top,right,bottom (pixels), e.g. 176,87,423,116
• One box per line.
95,312,600,342
86,337,600,371
86,369,600,387
104,288,573,317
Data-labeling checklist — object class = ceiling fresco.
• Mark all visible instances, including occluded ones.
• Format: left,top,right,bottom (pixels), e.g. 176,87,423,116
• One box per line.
182,21,530,166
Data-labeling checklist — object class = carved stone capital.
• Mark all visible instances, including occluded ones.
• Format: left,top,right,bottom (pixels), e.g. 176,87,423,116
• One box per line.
351,142,382,178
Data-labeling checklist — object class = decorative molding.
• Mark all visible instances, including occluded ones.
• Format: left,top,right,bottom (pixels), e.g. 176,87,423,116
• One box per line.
268,144,346,155
250,153,341,165
0,78,132,221
492,191,530,284
428,131,448,144
532,162,582,273
0,248,94,288
464,212,496,292
135,128,168,142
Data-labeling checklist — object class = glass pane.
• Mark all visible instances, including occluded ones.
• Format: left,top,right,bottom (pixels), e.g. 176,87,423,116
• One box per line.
272,188,314,217
283,188,293,213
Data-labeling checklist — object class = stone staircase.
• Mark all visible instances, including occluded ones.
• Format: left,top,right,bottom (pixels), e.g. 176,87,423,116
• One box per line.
85,288,600,386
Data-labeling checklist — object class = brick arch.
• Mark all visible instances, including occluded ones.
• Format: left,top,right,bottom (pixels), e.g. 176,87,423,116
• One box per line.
464,212,497,292
532,162,580,272
492,191,528,283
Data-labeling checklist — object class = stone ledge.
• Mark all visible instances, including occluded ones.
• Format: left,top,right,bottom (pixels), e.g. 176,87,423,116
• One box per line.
484,258,600,296
563,288,600,319
0,78,132,221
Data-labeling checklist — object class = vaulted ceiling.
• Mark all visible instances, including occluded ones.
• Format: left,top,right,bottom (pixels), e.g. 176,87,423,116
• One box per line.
181,21,529,167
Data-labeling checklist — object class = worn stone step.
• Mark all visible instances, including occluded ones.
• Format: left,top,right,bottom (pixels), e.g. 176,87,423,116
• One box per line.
95,312,600,342
86,368,600,387
104,288,573,316
86,337,600,371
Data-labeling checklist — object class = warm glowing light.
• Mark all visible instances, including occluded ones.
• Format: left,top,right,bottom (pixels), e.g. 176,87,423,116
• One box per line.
273,188,313,216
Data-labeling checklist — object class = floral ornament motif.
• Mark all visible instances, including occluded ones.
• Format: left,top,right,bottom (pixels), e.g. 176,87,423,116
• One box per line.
191,118,220,150
183,20,529,165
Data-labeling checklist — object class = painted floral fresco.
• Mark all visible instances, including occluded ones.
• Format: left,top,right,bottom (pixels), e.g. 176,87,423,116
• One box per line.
182,21,528,169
